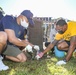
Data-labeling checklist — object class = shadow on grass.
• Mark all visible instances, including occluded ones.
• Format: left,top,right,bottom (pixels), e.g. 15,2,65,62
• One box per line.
0,58,51,75
0,51,52,75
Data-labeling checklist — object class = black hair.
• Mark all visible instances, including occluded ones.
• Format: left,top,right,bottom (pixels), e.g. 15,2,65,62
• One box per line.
56,19,67,26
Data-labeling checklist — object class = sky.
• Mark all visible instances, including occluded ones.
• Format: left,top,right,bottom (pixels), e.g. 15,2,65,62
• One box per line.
0,0,76,21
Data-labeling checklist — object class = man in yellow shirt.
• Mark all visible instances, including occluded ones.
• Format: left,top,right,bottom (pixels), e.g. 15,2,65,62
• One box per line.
36,19,76,65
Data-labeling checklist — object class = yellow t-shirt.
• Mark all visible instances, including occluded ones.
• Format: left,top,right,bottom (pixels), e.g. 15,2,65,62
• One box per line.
55,21,76,41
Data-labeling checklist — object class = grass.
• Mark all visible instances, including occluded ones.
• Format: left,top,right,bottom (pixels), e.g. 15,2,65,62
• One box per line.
0,53,76,75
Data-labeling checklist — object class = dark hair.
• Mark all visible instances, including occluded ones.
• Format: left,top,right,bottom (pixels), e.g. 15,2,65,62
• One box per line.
56,19,67,26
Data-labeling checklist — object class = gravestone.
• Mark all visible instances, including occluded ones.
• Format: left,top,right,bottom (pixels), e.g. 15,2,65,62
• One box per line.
28,19,43,51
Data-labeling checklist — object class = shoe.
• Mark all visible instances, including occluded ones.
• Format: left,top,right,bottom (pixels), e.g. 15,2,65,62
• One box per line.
0,58,9,71
0,66,9,71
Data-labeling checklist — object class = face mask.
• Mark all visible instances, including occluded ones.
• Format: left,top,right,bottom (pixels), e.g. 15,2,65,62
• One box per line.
58,30,64,34
21,19,29,29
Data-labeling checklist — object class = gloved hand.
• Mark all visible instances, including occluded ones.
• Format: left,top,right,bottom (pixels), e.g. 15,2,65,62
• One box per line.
35,52,44,60
22,45,33,53
56,60,66,65
33,45,40,51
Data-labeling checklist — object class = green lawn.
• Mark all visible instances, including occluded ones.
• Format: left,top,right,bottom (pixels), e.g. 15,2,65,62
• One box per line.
0,53,76,75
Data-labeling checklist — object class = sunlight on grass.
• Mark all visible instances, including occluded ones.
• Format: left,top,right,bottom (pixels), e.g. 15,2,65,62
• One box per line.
48,65,68,74
46,57,69,75
51,57,58,62
8,69,15,75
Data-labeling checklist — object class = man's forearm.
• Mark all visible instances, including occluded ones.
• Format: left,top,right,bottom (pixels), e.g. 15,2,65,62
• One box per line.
43,43,54,54
65,45,75,61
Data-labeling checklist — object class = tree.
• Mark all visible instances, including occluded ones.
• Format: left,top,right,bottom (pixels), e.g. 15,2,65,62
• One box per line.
0,7,5,20
0,7,5,14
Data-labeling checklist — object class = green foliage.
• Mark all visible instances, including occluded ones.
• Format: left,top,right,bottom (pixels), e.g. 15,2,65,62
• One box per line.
0,7,5,14
0,7,3,10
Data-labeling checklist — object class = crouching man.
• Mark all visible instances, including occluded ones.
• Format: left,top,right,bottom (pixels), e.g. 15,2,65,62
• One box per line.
36,19,76,65
0,10,39,62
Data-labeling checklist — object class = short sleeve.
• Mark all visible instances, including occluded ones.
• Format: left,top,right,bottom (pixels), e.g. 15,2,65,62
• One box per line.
2,15,14,29
54,33,63,40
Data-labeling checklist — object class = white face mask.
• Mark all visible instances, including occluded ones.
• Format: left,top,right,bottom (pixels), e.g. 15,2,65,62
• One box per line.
21,19,29,29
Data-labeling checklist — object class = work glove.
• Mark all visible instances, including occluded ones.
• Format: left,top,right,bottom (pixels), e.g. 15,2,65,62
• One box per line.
56,60,66,65
33,45,40,55
35,52,44,60
33,45,40,51
22,45,33,53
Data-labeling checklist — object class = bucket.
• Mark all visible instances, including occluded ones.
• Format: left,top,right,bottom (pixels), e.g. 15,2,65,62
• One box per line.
54,46,65,57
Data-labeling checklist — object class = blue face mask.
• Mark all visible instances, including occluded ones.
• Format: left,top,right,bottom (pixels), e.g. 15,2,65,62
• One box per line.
21,19,29,29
